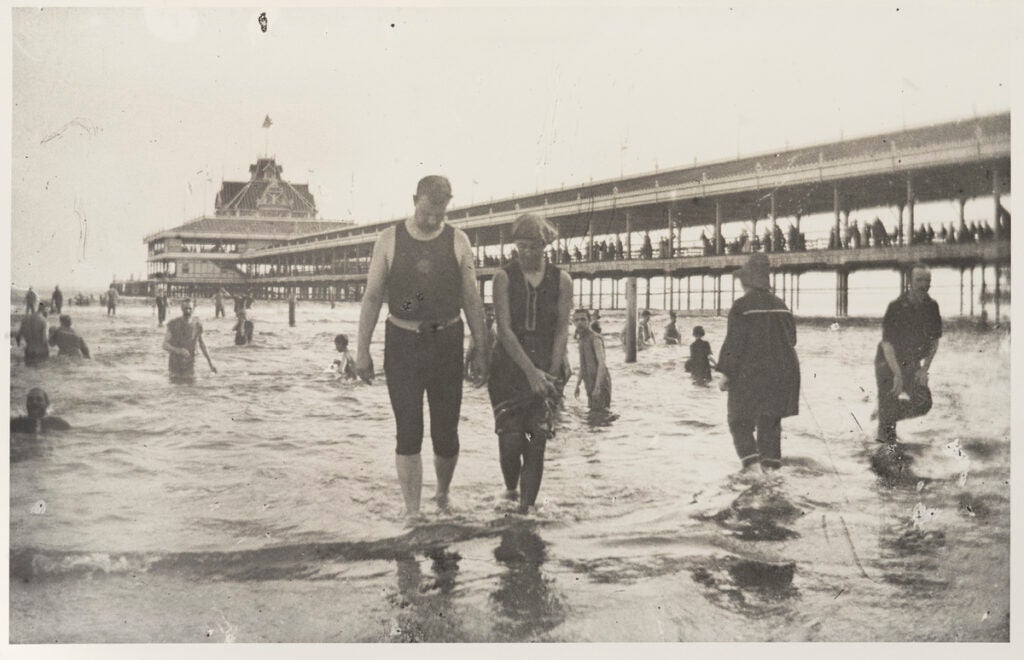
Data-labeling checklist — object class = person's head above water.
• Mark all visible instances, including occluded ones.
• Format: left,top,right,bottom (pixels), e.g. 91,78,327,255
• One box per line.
572,308,591,331
669,311,677,321
26,388,50,419
59,314,72,328
334,334,349,351
641,309,651,319
692,325,705,338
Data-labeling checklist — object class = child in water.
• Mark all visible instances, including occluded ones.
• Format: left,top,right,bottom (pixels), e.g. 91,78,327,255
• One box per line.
328,333,358,380
638,309,655,349
684,325,716,384
664,310,681,344
573,309,611,410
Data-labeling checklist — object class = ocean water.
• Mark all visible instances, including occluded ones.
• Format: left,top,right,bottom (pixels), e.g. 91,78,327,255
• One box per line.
8,300,1010,642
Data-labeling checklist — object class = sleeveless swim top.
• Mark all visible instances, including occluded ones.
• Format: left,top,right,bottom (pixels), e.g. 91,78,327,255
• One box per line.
387,221,461,322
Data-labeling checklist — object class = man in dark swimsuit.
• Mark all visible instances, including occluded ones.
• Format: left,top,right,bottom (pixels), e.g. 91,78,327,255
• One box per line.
48,315,91,358
163,299,217,381
16,302,49,366
875,264,941,444
356,176,489,517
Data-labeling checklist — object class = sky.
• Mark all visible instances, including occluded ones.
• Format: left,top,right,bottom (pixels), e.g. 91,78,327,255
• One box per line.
8,2,1020,289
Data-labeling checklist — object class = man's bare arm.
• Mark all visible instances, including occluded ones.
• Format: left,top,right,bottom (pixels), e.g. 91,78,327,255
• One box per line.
355,228,393,380
454,229,487,352
548,271,573,380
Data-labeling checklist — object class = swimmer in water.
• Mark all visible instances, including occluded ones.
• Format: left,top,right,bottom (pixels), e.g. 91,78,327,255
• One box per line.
48,314,91,358
233,309,254,345
164,299,217,380
638,309,655,348
327,333,358,380
664,310,681,345
10,388,71,433
684,325,715,384
15,302,50,366
573,309,611,411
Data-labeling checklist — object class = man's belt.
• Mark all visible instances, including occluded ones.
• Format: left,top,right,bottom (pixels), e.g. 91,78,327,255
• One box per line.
387,314,462,335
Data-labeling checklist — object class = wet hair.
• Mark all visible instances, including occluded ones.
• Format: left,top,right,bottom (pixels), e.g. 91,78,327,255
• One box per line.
415,175,452,198
334,334,349,349
59,314,72,327
692,325,705,337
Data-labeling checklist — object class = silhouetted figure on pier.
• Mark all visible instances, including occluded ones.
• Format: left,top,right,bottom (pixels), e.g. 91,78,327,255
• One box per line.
700,231,713,256
873,218,889,247
874,264,940,445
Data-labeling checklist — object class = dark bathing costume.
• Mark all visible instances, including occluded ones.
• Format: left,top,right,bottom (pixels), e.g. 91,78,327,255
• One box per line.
487,260,563,435
167,316,202,376
875,290,941,443
384,221,463,458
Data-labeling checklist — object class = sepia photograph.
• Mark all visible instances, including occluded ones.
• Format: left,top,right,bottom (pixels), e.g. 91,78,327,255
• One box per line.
4,1,1020,652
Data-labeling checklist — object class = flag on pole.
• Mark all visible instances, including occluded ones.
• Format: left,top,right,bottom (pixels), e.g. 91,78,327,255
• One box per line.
262,115,273,128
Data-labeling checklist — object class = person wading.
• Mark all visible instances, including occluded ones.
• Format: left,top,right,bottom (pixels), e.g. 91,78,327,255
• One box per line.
717,253,800,473
488,213,572,513
356,175,489,518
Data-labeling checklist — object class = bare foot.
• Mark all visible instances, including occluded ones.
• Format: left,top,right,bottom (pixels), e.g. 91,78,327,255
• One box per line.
503,489,519,501
432,492,450,512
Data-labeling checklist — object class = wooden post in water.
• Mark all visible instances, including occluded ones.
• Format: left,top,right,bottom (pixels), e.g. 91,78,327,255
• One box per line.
715,274,722,315
969,266,975,317
645,277,651,311
959,267,964,316
906,176,915,245
995,265,1001,324
625,278,637,363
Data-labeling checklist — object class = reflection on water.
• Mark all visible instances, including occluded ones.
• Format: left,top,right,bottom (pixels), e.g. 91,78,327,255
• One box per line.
490,525,565,641
390,549,463,642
